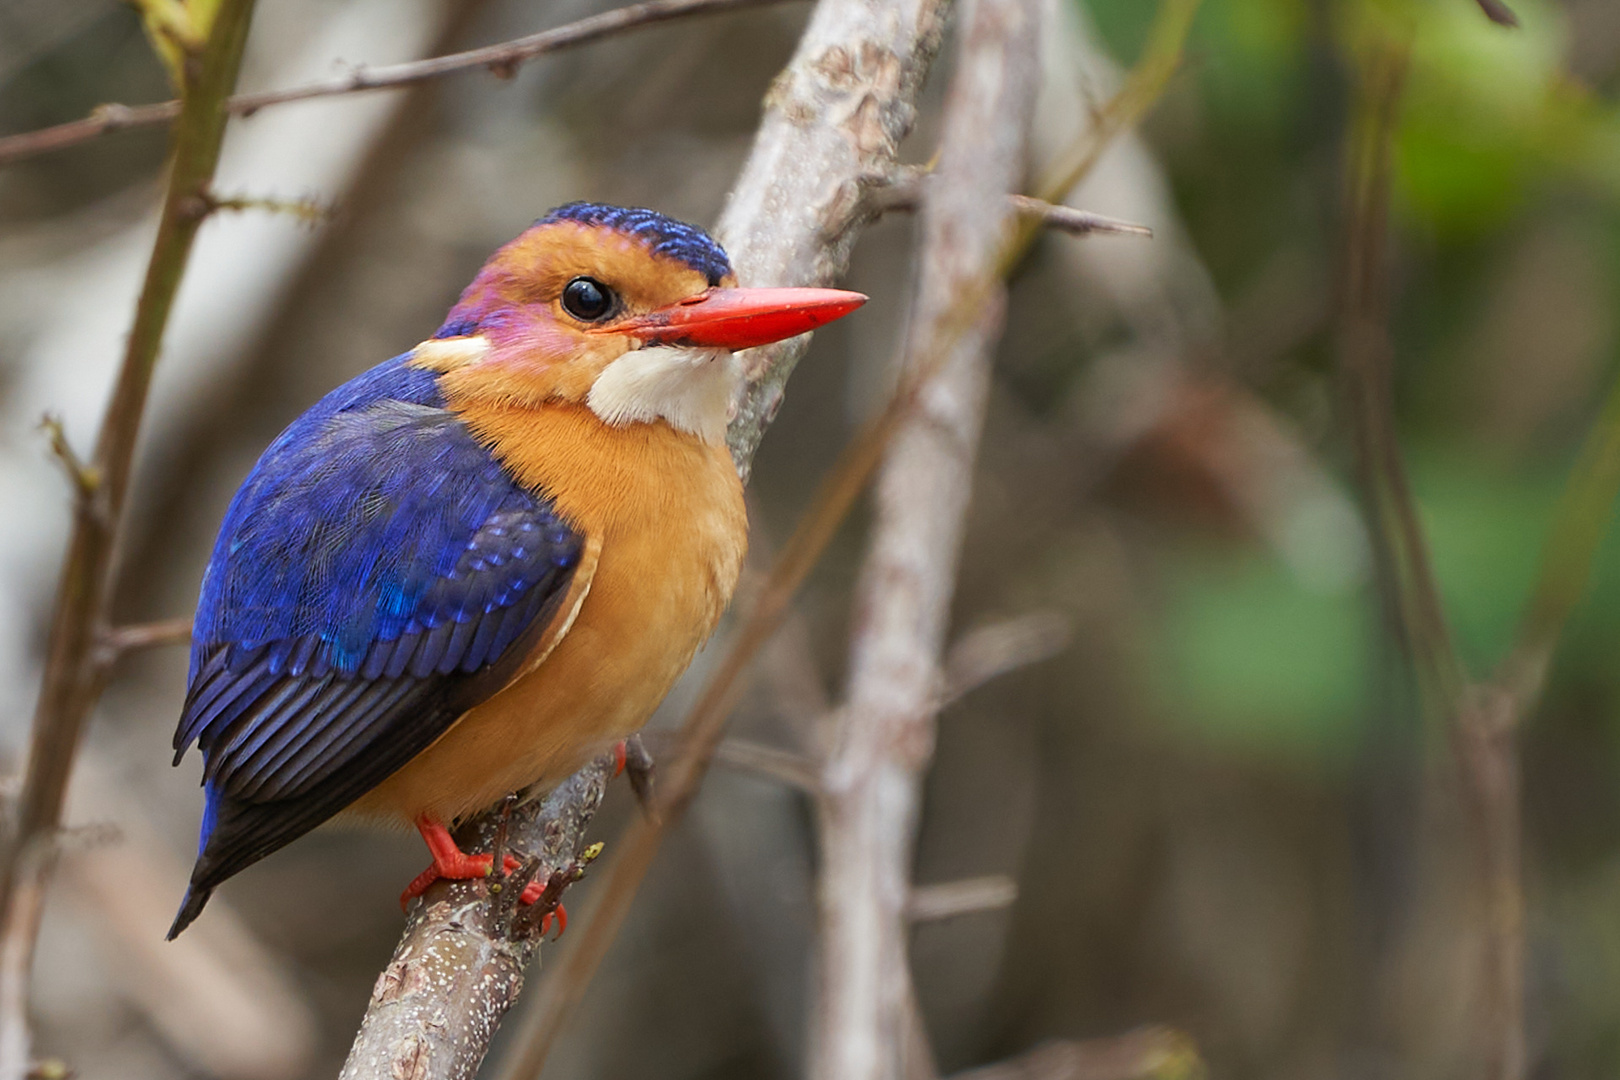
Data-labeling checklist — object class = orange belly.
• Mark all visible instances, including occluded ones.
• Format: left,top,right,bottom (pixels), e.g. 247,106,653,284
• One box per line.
349,402,746,824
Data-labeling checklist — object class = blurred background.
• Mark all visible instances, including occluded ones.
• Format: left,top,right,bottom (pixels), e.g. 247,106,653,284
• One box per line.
2,0,1620,1076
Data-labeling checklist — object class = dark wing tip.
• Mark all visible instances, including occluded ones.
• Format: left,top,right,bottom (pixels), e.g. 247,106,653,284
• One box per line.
167,884,213,939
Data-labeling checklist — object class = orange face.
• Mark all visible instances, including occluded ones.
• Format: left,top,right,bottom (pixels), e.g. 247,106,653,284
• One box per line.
412,219,865,423
418,222,725,409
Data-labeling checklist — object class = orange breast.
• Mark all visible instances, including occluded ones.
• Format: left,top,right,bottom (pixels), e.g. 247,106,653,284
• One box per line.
349,403,747,824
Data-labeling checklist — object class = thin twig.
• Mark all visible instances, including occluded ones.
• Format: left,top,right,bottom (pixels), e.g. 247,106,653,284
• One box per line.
940,611,1072,707
906,875,1017,922
1026,0,1201,211
876,185,1152,239
1009,195,1152,237
1337,32,1525,1080
715,738,823,791
1497,372,1620,706
0,0,806,168
0,3,260,1063
100,617,194,657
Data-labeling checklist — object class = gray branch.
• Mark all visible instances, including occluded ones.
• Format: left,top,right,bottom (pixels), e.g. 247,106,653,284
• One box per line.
339,759,613,1080
809,0,1040,1074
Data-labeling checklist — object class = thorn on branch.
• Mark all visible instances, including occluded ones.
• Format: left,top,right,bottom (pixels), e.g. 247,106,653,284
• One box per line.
1475,0,1519,27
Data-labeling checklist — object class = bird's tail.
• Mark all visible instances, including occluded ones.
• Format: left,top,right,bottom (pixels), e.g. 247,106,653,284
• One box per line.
166,883,213,940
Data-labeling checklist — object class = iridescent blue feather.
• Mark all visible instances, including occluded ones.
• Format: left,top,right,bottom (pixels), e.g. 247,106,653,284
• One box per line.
169,353,584,937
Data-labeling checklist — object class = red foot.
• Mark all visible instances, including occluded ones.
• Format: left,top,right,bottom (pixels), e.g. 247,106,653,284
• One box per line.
400,815,520,909
398,815,565,930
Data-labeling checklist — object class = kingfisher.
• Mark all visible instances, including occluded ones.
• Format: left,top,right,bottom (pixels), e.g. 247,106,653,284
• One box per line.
166,202,865,938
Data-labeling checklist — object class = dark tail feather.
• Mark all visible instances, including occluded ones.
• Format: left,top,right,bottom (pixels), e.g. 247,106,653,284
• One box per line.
167,883,213,940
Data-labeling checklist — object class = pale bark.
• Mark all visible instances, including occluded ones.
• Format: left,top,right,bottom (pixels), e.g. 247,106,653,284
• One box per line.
808,0,1039,1076
339,760,613,1080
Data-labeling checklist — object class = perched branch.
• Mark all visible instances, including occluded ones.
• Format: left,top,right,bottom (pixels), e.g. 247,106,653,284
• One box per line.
339,757,614,1080
808,0,1039,1076
0,0,806,168
0,4,260,1069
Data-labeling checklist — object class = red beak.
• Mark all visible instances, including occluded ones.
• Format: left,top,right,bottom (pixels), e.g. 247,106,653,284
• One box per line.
611,287,868,350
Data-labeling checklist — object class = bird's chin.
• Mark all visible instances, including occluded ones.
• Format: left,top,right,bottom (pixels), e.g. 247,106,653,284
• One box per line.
587,346,738,443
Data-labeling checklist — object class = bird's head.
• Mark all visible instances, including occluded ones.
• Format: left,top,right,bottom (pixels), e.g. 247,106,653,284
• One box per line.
412,202,866,443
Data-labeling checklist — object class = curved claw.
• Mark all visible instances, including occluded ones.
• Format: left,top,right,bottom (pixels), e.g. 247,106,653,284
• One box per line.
537,902,568,938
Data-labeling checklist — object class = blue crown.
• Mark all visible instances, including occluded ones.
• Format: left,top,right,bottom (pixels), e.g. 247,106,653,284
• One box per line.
537,202,732,286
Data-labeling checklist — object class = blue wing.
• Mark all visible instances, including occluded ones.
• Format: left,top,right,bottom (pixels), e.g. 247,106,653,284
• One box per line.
169,354,585,936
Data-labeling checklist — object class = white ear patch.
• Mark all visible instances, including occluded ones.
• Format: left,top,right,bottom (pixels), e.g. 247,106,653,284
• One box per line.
409,336,491,371
587,347,737,443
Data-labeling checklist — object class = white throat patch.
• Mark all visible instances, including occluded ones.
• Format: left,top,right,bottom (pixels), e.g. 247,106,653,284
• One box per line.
587,347,738,443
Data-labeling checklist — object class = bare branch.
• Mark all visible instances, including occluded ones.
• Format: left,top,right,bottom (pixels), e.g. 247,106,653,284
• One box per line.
0,5,260,1064
339,757,614,1080
906,875,1017,922
810,0,1039,1076
0,0,807,168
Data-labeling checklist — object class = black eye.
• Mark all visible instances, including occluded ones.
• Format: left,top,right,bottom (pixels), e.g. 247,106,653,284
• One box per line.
561,277,614,321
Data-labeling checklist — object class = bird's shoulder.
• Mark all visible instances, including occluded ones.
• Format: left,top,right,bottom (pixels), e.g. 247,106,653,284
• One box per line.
188,350,588,686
